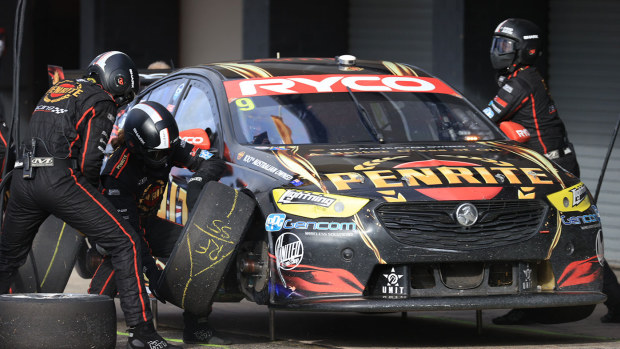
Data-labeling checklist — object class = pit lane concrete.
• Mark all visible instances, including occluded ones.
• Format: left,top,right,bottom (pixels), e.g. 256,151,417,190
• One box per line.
63,270,620,349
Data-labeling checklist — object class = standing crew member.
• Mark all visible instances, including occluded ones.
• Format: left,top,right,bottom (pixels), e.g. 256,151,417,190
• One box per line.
0,51,181,348
482,18,579,176
88,101,228,344
485,18,620,325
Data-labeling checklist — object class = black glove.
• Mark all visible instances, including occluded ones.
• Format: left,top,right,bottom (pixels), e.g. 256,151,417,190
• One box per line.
144,261,166,303
186,177,205,212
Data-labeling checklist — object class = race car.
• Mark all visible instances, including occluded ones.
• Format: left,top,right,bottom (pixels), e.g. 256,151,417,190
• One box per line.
21,55,606,324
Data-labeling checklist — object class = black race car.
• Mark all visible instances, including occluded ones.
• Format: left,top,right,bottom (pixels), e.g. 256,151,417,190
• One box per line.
21,56,606,325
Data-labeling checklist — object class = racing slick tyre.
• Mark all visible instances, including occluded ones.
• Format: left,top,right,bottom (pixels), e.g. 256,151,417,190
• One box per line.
531,304,596,324
159,181,256,315
12,215,84,293
0,293,116,348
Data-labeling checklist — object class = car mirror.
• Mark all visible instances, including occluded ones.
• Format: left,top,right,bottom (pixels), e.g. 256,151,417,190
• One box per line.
499,121,530,143
180,128,211,149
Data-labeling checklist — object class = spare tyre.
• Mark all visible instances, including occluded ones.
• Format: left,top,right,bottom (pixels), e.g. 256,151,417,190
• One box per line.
0,293,116,349
159,181,255,315
13,215,83,292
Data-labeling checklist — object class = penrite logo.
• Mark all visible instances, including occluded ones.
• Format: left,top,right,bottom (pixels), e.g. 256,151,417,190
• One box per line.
44,81,83,103
277,190,336,208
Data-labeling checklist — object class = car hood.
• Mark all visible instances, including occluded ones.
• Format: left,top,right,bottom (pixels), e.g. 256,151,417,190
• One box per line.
239,141,576,202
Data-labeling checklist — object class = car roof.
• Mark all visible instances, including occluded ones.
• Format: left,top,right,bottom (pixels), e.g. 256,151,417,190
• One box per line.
191,57,433,80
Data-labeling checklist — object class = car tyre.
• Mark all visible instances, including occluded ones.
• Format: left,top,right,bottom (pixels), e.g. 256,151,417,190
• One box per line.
13,215,83,292
0,293,116,348
159,181,256,315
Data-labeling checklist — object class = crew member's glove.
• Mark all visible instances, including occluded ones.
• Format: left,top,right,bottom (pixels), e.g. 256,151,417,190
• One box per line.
144,260,166,303
186,176,205,212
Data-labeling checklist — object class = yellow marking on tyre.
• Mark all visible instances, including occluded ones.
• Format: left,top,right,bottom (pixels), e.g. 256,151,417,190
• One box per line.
226,190,238,219
40,222,67,288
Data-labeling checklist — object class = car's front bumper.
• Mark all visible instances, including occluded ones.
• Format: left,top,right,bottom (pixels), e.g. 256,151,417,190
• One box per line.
269,291,606,312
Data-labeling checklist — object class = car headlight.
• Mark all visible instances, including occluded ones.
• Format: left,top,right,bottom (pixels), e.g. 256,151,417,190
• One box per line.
273,189,369,218
546,182,590,212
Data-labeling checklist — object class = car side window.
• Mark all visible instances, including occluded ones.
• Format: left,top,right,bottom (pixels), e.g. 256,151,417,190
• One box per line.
170,79,220,183
144,79,187,114
174,80,218,139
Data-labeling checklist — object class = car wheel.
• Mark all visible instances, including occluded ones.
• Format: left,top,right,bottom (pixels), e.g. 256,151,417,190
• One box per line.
13,216,84,292
0,293,116,348
159,181,256,315
532,304,596,324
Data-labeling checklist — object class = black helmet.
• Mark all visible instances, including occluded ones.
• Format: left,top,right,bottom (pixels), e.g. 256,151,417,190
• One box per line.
490,18,541,73
86,51,139,106
123,101,180,168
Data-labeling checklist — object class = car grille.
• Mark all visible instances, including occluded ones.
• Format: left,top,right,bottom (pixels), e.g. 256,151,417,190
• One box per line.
376,200,547,250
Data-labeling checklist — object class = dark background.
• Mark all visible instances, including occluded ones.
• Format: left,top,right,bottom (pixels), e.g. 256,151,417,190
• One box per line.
0,0,547,138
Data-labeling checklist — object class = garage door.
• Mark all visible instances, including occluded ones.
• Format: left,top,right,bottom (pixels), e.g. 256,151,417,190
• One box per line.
348,0,433,72
549,0,620,264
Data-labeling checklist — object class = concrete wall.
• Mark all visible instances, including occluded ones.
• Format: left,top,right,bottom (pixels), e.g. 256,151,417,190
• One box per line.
179,0,243,66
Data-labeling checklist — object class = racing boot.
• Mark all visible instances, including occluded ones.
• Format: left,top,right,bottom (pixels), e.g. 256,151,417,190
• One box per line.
492,309,536,325
601,305,620,323
182,312,231,345
127,321,182,348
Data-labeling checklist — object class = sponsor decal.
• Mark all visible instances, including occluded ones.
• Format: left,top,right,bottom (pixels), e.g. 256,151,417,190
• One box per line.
325,164,554,191
116,76,125,86
500,26,514,35
43,81,83,103
265,213,286,232
570,183,587,207
272,189,369,218
173,83,185,101
128,69,135,88
502,84,514,93
382,268,406,295
237,151,245,160
242,154,293,180
522,265,533,290
115,153,129,170
265,213,357,233
523,34,539,40
547,182,591,212
290,178,303,186
277,189,335,207
493,96,507,108
560,213,600,225
482,107,494,118
275,232,304,270
34,105,68,114
224,74,460,101
199,150,214,160
133,128,146,144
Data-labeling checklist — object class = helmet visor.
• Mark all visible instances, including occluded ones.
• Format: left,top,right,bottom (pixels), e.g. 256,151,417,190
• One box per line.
491,37,516,55
146,148,172,163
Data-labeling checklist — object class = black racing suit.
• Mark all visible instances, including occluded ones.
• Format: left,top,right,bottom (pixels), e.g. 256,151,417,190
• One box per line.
483,66,580,176
0,79,153,327
88,139,225,298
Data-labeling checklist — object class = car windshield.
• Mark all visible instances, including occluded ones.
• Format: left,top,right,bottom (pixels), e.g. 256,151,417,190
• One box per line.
229,91,503,145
